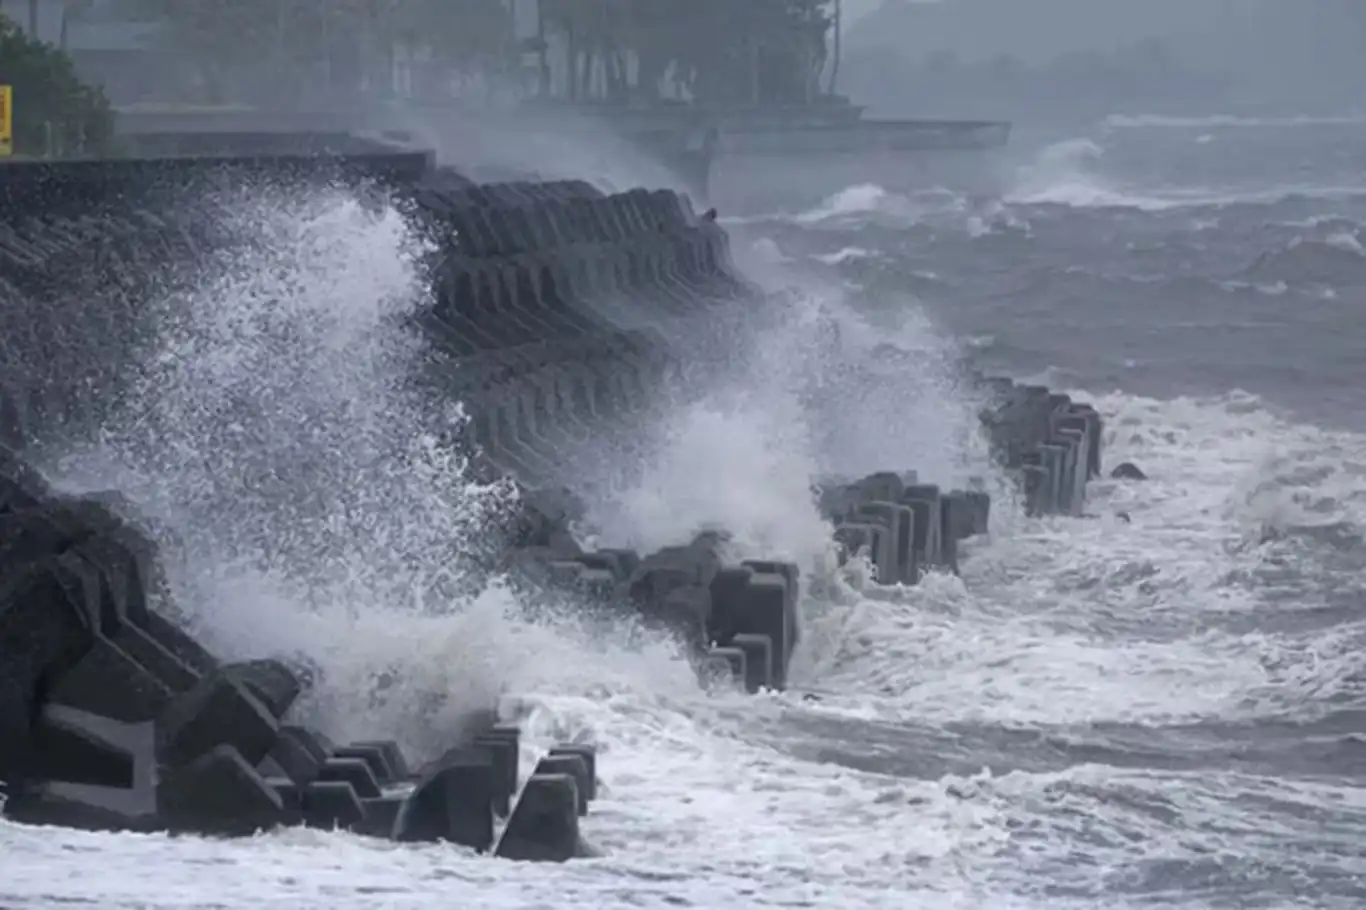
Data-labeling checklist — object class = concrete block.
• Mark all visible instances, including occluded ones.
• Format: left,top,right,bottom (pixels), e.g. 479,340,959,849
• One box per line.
267,726,326,785
1021,463,1049,516
964,490,992,535
394,751,496,850
729,632,774,693
573,550,629,582
4,704,158,831
0,572,91,788
221,659,301,720
158,743,286,835
67,541,202,694
1038,443,1068,515
833,521,886,573
900,484,944,572
548,744,598,802
854,501,914,584
701,646,746,688
347,739,410,781
355,793,406,839
472,727,520,818
740,559,801,656
332,743,399,786
494,773,582,862
737,572,794,689
318,756,382,799
157,670,279,769
938,492,973,574
300,779,366,830
532,753,590,816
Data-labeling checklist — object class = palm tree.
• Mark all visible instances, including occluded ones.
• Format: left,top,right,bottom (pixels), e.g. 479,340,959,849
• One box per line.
536,0,835,106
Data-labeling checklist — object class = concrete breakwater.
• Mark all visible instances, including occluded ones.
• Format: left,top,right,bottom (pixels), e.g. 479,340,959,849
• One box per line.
0,149,1102,856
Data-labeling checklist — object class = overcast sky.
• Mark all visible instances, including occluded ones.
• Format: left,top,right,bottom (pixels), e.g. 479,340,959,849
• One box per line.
844,0,893,25
844,0,940,26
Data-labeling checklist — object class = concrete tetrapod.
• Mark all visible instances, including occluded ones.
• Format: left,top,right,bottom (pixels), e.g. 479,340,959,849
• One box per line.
505,368,1105,696
0,147,1109,854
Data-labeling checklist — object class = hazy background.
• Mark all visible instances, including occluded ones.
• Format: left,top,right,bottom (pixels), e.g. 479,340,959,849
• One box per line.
9,0,1365,126
7,0,1364,136
842,0,1366,123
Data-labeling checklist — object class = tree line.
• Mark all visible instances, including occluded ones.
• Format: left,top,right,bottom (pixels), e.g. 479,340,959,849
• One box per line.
539,0,835,104
0,11,115,157
121,0,837,105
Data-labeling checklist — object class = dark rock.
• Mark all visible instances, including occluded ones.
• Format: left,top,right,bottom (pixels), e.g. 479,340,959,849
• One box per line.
1111,462,1148,480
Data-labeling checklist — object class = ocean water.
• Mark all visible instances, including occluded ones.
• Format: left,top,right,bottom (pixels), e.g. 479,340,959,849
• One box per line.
5,114,1366,909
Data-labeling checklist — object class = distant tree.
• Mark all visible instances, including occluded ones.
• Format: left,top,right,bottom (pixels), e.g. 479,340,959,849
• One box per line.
540,0,835,105
0,12,116,156
122,0,514,102
121,0,285,101
396,0,514,71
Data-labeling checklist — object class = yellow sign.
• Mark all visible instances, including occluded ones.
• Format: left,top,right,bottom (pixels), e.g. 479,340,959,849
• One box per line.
0,85,11,156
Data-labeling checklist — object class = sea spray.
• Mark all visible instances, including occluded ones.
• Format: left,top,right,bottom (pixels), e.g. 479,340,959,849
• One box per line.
47,185,523,759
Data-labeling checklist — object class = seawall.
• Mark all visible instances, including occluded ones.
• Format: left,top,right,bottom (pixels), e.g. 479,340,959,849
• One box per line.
0,148,1102,855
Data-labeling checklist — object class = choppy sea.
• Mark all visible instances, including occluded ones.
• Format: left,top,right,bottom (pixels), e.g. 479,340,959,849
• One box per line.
4,112,1366,909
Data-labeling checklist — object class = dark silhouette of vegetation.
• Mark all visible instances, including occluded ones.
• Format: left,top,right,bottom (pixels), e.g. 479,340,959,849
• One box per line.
122,0,517,103
119,0,836,107
540,0,836,105
0,12,115,156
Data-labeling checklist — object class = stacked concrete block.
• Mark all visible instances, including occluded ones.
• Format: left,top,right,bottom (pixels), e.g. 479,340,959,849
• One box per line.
0,371,601,852
0,458,603,846
977,378,1104,517
0,149,1106,852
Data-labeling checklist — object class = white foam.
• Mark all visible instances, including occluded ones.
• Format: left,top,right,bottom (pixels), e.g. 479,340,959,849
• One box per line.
12,375,1366,910
46,188,521,762
803,389,1366,729
788,183,969,228
813,246,878,265
1106,112,1366,130
579,255,992,570
1005,138,1366,211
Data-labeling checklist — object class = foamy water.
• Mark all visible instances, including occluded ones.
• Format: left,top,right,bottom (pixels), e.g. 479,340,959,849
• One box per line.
9,379,1366,909
7,115,1366,909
